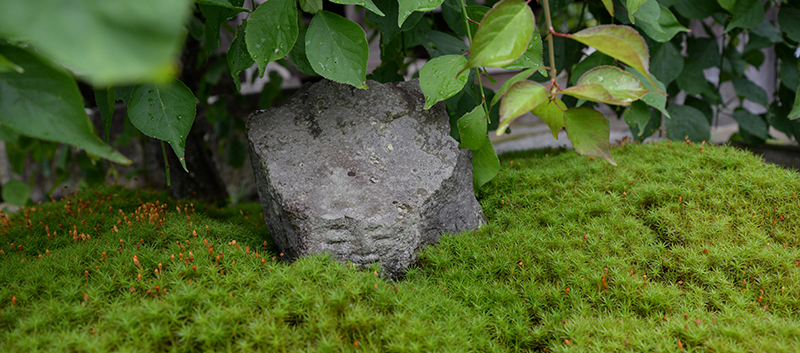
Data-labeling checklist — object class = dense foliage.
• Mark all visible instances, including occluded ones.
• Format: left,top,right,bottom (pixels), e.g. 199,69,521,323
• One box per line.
2,141,800,351
0,0,798,205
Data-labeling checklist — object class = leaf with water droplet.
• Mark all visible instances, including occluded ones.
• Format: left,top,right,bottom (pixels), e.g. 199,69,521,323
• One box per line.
128,80,196,172
419,55,468,110
463,0,534,73
560,66,649,106
246,0,298,74
306,11,369,89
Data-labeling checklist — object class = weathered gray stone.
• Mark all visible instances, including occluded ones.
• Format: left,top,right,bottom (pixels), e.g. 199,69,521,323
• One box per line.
246,79,484,278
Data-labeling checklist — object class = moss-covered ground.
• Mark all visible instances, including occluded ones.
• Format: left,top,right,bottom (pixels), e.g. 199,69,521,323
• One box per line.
1,140,799,352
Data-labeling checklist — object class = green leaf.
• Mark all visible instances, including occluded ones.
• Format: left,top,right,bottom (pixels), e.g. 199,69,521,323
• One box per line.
417,30,469,57
563,107,617,165
2,179,30,206
731,76,768,107
465,0,534,70
665,104,710,142
368,61,404,83
570,51,616,86
457,105,488,150
778,7,800,42
673,0,722,20
306,11,369,89
199,3,244,56
0,0,191,85
94,87,115,143
624,67,669,119
194,0,250,11
367,0,424,46
722,47,746,76
732,108,768,140
751,19,784,44
687,37,721,70
497,81,547,135
228,21,255,91
566,25,656,89
288,27,317,76
636,5,688,43
626,0,649,24
503,26,544,70
683,96,713,124
649,42,682,86
0,54,23,74
531,97,566,139
491,68,537,106
623,100,651,137
127,80,196,172
299,0,323,13
561,66,649,106
602,0,614,16
246,0,299,75
0,44,130,165
420,55,469,110
791,85,800,120
717,0,734,12
676,57,714,96
330,0,385,16
398,0,446,27
471,136,500,191
725,0,764,32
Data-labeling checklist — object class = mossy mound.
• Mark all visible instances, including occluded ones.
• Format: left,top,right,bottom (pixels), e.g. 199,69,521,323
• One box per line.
1,141,799,352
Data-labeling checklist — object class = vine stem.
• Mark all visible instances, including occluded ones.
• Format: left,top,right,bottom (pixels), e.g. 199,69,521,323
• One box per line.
161,140,171,187
460,0,490,121
542,0,559,95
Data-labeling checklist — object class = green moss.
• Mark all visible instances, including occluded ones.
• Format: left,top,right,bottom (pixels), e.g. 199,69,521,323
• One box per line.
1,141,799,352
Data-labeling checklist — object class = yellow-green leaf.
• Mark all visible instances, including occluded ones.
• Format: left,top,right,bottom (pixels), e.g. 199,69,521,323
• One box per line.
564,107,616,165
566,25,656,89
497,81,547,135
531,97,566,139
464,0,534,71
560,66,649,106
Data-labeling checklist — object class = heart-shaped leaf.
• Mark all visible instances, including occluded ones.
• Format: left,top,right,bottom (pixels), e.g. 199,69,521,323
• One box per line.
497,81,547,134
566,25,656,89
564,107,617,165
457,105,487,150
306,11,369,89
465,0,534,71
246,0,298,74
420,55,469,109
561,66,649,106
128,80,196,171
531,97,566,139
